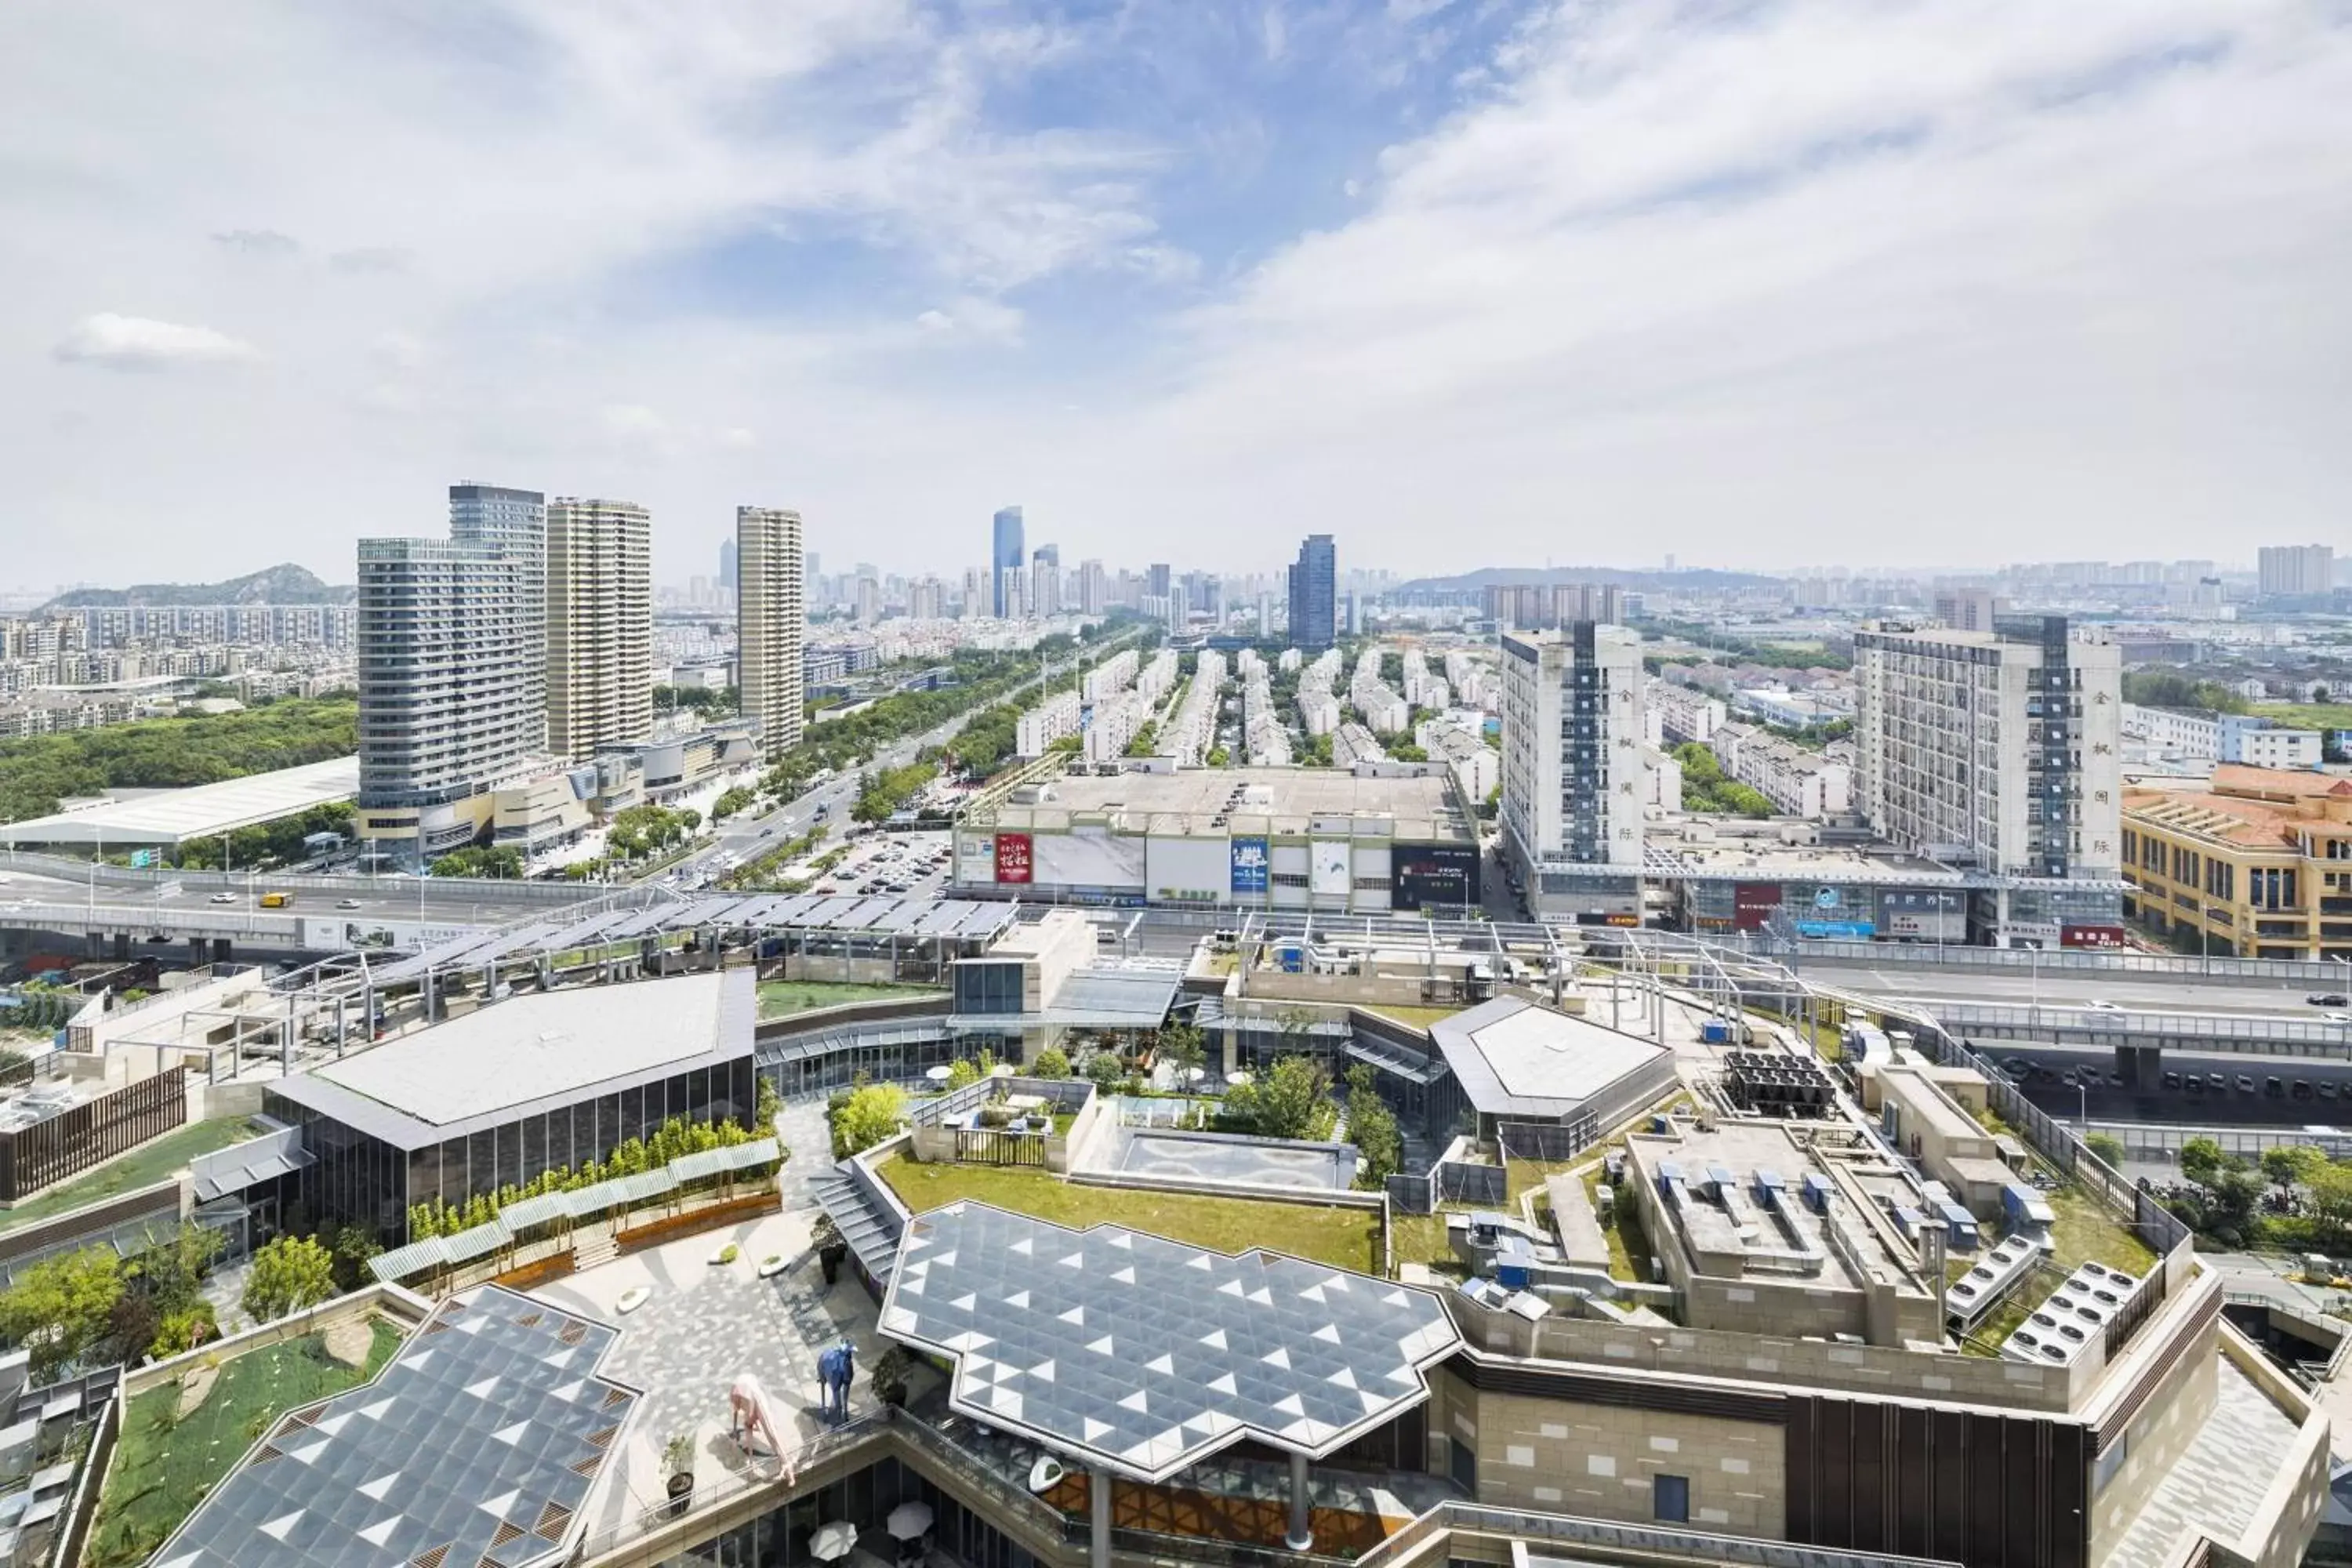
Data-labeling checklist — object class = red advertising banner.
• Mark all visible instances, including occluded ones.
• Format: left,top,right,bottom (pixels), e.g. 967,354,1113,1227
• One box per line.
994,832,1033,885
2061,924,2128,950
1732,881,1783,932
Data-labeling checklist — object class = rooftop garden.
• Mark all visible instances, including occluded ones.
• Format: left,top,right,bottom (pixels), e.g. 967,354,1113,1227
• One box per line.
86,1317,404,1567
0,1116,263,1236
756,979,945,1021
876,1152,1381,1274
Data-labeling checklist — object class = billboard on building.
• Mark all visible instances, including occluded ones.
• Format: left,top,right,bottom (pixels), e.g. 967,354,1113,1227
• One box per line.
1878,888,1966,942
1792,884,1874,940
1309,840,1351,897
1230,837,1269,895
957,833,996,884
993,832,1033,884
2061,924,2129,950
1392,843,1477,911
1033,829,1146,893
1732,882,1782,932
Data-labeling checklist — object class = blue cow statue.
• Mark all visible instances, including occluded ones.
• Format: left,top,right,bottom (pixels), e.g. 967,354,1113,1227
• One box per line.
817,1342,856,1424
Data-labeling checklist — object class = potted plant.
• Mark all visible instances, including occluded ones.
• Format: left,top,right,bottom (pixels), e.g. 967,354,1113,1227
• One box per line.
870,1345,913,1416
812,1214,848,1287
664,1431,696,1515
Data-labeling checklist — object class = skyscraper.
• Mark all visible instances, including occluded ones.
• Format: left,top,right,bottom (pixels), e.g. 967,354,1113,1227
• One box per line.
1287,534,1336,650
354,521,543,869
718,536,739,591
1030,546,1061,618
448,482,546,753
545,497,652,762
2257,544,2334,599
736,506,804,762
992,506,1025,616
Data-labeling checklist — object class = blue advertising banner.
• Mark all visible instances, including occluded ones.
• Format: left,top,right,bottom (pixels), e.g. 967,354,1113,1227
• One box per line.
1230,836,1269,895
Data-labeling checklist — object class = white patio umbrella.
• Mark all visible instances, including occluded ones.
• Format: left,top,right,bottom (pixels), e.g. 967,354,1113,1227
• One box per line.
925,1065,953,1083
887,1501,935,1541
810,1521,860,1560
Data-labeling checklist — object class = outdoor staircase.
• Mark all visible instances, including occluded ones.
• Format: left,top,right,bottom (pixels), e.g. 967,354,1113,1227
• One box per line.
572,1231,619,1272
811,1169,903,1288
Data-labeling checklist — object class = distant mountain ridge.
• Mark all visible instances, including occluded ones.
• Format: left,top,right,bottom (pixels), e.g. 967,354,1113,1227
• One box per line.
1392,564,1784,594
43,562,355,610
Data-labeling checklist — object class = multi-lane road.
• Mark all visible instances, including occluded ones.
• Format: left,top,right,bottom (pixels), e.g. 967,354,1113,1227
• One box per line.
1791,956,2343,1018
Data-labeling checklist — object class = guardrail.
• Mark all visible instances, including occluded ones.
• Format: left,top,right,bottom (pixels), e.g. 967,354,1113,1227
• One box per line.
0,898,304,938
1922,1001,2352,1055
1769,936,2346,985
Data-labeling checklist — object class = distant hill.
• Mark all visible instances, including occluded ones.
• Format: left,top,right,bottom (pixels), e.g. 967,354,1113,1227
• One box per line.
44,562,355,610
1392,564,1784,594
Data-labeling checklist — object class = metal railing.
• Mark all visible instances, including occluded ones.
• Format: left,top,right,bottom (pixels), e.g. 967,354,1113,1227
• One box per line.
1920,1001,2352,1055
572,1411,885,1563
1356,1502,1960,1568
1763,934,2347,985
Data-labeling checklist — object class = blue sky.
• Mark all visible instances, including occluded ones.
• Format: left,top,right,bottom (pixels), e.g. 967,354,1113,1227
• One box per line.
3,0,2348,587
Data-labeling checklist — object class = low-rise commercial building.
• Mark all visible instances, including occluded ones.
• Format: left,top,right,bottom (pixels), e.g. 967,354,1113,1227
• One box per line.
2122,764,2352,959
956,767,1479,914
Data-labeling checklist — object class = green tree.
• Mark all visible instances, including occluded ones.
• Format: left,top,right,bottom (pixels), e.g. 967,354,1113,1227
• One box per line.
431,844,524,878
2082,1132,2127,1171
241,1235,339,1323
0,1247,124,1381
1156,1022,1206,1083
2262,1144,2328,1202
1030,1046,1073,1080
946,1056,985,1091
1344,1065,1403,1189
1247,1055,1338,1142
2179,1135,2225,1190
830,1083,907,1156
123,1222,222,1316
328,1225,383,1292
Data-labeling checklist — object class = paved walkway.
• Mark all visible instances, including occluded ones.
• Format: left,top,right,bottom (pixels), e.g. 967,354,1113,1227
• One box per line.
534,1200,884,1547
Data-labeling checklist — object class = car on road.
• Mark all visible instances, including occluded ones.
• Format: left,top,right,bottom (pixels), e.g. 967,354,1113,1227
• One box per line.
759,828,774,838
209,891,238,904
2313,993,2351,1007
2084,999,2122,1011
336,898,362,909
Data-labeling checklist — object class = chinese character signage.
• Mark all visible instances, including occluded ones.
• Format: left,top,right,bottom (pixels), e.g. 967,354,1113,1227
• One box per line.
994,832,1033,884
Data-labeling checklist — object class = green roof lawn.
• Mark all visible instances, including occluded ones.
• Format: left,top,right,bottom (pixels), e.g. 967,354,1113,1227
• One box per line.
877,1153,1381,1274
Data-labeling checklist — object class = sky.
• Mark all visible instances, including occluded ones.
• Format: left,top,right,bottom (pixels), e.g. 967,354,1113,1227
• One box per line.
3,0,2348,590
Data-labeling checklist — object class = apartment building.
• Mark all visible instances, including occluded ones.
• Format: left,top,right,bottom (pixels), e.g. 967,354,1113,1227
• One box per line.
2257,543,2334,599
2122,765,2352,959
1646,678,1727,746
2120,705,2321,771
1852,617,2123,946
736,505,806,762
545,497,652,762
1416,716,1499,802
1014,689,1080,757
1485,580,1624,630
1708,723,1852,819
354,534,544,866
449,482,547,753
1501,623,1647,914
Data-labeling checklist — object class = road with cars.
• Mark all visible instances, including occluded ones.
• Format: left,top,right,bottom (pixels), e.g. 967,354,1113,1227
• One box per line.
1795,957,2339,1019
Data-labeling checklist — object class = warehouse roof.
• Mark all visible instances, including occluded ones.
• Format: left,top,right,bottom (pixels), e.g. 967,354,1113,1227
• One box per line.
0,757,358,848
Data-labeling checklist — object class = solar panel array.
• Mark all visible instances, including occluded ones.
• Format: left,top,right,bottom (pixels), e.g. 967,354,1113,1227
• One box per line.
157,1285,637,1568
879,1203,1461,1481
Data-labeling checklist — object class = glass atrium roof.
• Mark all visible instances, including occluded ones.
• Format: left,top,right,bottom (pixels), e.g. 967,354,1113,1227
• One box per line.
878,1203,1461,1482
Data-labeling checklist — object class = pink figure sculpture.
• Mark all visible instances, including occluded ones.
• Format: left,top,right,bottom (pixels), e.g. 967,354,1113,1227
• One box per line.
730,1373,793,1481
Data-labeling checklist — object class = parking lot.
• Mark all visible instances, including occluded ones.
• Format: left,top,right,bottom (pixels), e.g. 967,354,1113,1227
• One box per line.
808,828,956,898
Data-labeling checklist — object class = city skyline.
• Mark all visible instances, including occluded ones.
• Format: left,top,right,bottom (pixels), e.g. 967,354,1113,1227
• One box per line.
7,3,2349,584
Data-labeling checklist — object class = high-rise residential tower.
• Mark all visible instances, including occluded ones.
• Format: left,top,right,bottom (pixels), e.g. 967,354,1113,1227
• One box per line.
354,521,543,869
1286,534,1337,651
1499,622,1646,873
718,536,739,592
545,497,652,762
991,506,1025,617
736,506,805,762
448,482,546,753
2257,544,2334,599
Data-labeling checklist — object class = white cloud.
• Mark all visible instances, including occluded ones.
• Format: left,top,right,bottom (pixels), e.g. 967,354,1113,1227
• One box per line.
52,314,263,371
1,0,2346,584
212,227,299,256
